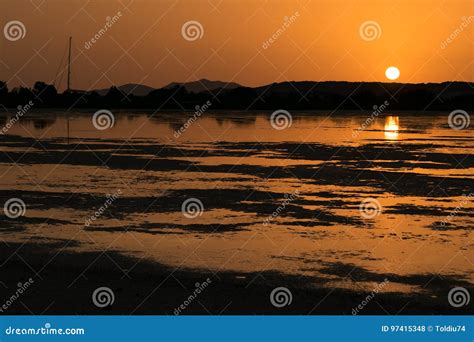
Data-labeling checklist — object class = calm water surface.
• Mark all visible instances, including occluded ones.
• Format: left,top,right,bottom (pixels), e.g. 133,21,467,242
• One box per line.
1,111,472,294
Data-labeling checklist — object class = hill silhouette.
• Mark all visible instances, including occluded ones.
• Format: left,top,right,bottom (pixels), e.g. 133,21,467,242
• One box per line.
94,83,155,97
0,80,472,111
164,79,241,93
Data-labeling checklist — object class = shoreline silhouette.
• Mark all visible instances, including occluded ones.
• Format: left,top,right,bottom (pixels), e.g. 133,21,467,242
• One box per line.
1,80,472,111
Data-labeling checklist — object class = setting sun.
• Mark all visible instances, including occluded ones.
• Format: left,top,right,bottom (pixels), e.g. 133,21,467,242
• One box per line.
385,67,400,81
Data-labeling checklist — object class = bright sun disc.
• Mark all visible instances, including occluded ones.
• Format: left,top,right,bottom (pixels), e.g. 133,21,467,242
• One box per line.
385,66,400,80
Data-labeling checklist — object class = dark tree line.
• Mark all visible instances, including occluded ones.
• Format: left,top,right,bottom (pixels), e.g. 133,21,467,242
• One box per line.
0,81,472,111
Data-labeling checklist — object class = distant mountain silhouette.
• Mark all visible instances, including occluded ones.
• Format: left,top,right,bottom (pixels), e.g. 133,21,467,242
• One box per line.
92,80,240,97
94,83,155,97
0,79,472,111
164,79,241,93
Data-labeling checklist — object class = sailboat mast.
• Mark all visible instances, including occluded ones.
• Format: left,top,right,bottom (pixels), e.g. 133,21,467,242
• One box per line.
67,36,72,92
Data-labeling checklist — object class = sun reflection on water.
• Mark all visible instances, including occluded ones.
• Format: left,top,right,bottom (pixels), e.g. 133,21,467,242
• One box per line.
384,116,399,140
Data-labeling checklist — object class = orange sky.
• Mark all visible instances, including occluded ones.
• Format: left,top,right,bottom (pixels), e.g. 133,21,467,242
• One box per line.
1,0,473,91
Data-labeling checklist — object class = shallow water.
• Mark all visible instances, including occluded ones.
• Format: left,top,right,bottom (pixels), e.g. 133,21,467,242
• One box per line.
1,111,473,295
